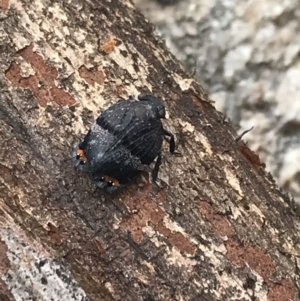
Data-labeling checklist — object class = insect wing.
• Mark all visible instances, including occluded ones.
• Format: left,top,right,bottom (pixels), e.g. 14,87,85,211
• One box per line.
123,118,163,164
96,100,136,135
99,117,164,167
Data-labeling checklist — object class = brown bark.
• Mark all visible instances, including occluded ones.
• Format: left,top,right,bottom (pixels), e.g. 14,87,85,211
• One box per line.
0,0,299,300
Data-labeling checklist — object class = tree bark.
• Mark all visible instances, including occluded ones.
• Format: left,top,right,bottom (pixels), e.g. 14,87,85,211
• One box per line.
135,0,300,205
0,0,299,301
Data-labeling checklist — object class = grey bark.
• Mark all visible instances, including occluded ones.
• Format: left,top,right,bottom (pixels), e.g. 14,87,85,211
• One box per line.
0,0,300,301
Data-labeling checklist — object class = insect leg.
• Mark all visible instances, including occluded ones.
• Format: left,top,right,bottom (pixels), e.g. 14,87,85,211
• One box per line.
163,129,175,153
152,152,162,182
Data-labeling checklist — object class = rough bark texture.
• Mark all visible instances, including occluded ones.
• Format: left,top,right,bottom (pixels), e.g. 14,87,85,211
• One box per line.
135,0,300,203
1,0,300,301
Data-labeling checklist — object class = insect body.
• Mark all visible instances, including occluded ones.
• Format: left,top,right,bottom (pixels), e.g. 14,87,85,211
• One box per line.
72,94,175,192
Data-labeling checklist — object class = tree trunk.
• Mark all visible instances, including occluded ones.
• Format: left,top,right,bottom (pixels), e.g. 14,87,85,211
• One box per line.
0,0,299,300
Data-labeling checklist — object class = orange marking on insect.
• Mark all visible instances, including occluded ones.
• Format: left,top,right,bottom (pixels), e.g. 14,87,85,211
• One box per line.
103,175,120,186
77,148,88,162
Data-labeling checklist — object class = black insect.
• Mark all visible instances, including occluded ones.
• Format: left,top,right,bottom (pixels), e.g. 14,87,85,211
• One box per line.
72,94,175,192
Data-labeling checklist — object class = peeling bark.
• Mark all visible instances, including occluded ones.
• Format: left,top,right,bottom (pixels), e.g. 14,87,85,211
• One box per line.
0,0,300,301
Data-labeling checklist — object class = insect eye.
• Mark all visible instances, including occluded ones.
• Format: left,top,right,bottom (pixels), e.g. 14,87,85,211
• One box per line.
100,176,105,182
79,160,85,165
